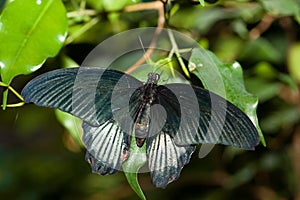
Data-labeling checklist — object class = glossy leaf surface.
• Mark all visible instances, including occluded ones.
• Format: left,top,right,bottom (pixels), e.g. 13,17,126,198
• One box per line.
0,0,67,84
189,48,265,146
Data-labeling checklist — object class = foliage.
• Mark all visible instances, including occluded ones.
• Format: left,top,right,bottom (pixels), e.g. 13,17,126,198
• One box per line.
189,48,264,145
0,0,300,199
0,0,67,108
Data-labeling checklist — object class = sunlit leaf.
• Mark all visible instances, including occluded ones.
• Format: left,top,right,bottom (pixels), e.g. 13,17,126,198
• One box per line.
189,48,265,146
0,0,67,84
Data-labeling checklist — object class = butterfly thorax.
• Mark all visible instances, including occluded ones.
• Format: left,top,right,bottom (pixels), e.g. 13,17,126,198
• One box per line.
134,73,160,147
147,73,160,84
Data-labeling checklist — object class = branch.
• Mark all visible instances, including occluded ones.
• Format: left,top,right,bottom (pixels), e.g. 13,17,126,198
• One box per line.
249,14,275,40
124,1,165,74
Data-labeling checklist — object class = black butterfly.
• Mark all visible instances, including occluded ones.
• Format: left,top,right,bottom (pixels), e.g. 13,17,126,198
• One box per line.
21,67,259,188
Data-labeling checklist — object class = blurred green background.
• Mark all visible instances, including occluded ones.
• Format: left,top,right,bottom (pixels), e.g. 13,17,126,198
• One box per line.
1,0,300,199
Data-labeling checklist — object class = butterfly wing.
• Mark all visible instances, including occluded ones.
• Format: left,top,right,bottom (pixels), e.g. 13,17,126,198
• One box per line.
155,84,260,150
82,121,130,175
146,131,195,188
22,67,143,174
21,67,143,126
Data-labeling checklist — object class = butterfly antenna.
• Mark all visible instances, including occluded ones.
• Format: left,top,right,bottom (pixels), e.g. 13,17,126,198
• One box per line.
138,36,153,65
153,58,170,72
153,59,173,83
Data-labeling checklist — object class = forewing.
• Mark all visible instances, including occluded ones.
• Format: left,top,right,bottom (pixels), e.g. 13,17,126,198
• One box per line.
21,67,142,126
146,131,195,188
156,84,260,150
82,121,130,175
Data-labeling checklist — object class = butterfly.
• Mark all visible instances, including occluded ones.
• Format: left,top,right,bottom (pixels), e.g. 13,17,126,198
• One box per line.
21,67,259,188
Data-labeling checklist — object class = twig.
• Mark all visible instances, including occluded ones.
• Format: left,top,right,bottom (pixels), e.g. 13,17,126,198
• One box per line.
0,82,24,101
65,17,100,45
124,1,165,74
2,102,25,108
249,14,275,40
0,81,25,108
67,9,98,18
167,29,190,78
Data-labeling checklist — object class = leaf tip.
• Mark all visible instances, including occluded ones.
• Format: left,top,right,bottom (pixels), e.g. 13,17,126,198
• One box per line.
260,135,267,147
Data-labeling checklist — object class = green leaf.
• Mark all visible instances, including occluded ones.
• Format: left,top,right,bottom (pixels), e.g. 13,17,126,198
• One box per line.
253,62,277,80
213,34,244,62
103,0,139,11
288,43,300,83
86,0,104,11
0,0,67,84
253,62,298,92
260,0,300,16
261,105,300,134
239,38,282,64
55,109,83,147
170,7,237,34
277,73,298,92
225,162,257,189
122,136,147,200
245,77,280,103
189,48,266,146
61,54,79,68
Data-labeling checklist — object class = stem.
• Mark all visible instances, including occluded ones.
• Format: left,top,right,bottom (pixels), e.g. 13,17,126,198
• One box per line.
0,81,25,109
124,1,165,74
67,1,166,74
79,0,86,10
249,14,275,40
167,29,190,78
2,90,8,110
178,48,193,54
67,9,97,18
67,0,95,18
3,102,25,108
65,17,99,45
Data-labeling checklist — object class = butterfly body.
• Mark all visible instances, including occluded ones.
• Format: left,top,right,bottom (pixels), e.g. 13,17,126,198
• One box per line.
21,67,259,188
132,73,160,147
